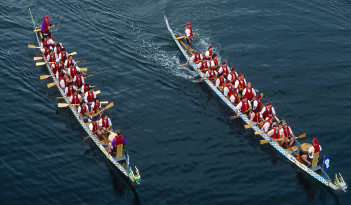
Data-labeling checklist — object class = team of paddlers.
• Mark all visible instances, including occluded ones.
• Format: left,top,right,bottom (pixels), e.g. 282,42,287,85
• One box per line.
39,15,126,156
184,22,321,167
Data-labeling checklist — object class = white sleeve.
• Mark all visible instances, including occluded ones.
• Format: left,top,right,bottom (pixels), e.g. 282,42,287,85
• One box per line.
69,96,73,103
189,55,195,63
85,105,89,111
197,63,201,70
218,67,223,73
59,79,65,88
72,59,76,65
84,92,88,102
54,47,57,54
223,87,229,96
319,145,322,152
204,71,209,78
41,48,45,54
263,123,270,132
272,107,276,115
205,51,209,58
230,95,236,103
242,88,247,96
211,60,215,67
40,42,44,50
73,76,77,83
98,119,102,127
81,76,85,84
199,54,203,59
47,39,55,45
93,92,96,99
185,28,190,37
215,78,220,87
235,102,242,111
81,85,84,93
289,126,294,135
267,129,274,136
260,107,266,115
77,106,82,113
244,79,247,87
253,100,258,109
108,118,112,127
64,60,68,67
248,100,252,108
252,89,256,97
89,123,93,131
76,66,81,72
64,87,68,95
234,80,239,89
47,55,50,61
227,74,232,81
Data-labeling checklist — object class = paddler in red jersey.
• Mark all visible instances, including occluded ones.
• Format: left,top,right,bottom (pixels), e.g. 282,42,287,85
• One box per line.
65,82,76,97
252,94,263,111
41,15,55,35
91,97,102,118
234,73,247,97
210,54,219,71
215,73,225,92
260,102,276,119
301,138,322,167
69,89,81,108
229,87,240,105
204,46,213,63
242,82,256,101
267,124,285,146
73,72,85,88
59,47,68,63
202,67,218,83
227,67,238,84
47,49,58,63
84,87,96,110
185,50,203,65
64,55,75,68
223,80,232,98
235,96,251,118
282,123,296,146
218,62,230,78
99,113,112,137
248,109,264,128
89,116,100,139
108,130,127,154
184,22,193,54
78,101,90,121
197,59,209,73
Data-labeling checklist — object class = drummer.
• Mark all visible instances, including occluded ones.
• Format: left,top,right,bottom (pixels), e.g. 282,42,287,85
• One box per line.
300,138,322,167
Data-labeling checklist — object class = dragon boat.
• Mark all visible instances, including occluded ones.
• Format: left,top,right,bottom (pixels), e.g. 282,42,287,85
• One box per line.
29,8,141,184
164,15,347,192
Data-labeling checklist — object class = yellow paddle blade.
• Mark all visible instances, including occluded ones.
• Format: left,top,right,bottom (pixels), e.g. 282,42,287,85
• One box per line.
229,115,239,120
47,82,56,88
80,67,88,72
76,60,86,63
33,28,41,32
260,139,271,144
34,57,44,60
104,102,114,110
244,124,252,129
255,131,265,135
58,103,70,108
28,44,39,48
174,36,186,40
56,96,69,99
40,74,52,80
298,133,306,138
83,134,92,142
260,93,263,97
100,101,108,104
84,74,94,79
36,62,46,66
95,90,100,95
69,52,77,55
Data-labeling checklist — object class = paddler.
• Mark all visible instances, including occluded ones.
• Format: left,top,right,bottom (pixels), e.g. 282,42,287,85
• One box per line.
59,47,68,63
65,82,76,97
267,124,285,146
204,46,213,63
73,72,85,88
54,43,62,55
78,101,90,121
184,22,193,54
227,67,238,84
282,122,296,146
185,50,202,65
91,97,102,118
234,73,247,97
64,55,75,68
69,89,81,108
84,87,96,110
261,116,277,132
249,109,264,128
59,72,67,89
252,94,263,111
98,113,112,137
108,130,127,154
47,49,58,63
197,59,209,73
301,138,322,167
68,63,85,79
215,73,225,92
89,116,100,139
223,80,232,98
234,96,251,118
201,67,217,83
218,62,230,78
229,87,240,105
242,82,256,101
210,54,219,71
260,102,276,119
41,15,55,35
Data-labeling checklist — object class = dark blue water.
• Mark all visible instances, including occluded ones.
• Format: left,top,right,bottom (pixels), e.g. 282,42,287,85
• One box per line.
1,0,351,204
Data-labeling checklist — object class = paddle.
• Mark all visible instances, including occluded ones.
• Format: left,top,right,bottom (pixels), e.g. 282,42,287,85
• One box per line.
76,60,86,63
40,74,53,80
47,82,57,88
36,61,54,66
34,52,77,60
58,103,79,108
28,44,41,49
244,121,263,129
56,90,101,99
255,131,265,135
84,74,94,79
90,102,114,119
230,109,251,120
180,62,195,66
260,133,306,144
174,36,186,40
80,67,88,72
33,25,55,32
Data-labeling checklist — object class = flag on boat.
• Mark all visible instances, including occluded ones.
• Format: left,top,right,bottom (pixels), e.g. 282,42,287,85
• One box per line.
323,155,330,170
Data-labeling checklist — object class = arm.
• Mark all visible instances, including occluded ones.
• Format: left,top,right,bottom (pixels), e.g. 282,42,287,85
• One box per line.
235,102,242,117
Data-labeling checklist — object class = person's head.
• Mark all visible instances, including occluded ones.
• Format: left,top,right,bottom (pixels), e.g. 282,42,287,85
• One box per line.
220,74,224,79
254,108,260,113
212,54,217,59
45,15,50,21
60,72,65,78
73,89,77,95
102,113,107,119
247,82,252,88
186,22,191,27
50,49,54,54
226,80,230,85
80,101,85,106
62,47,66,52
242,96,247,102
89,87,93,93
56,43,61,48
208,46,213,51
267,102,272,108
94,97,100,103
222,62,227,67
68,55,73,60
271,117,277,124
116,130,121,136
67,82,73,87
231,67,236,73
76,72,81,76
42,36,47,41
239,73,244,79
257,94,262,100
46,44,50,49
313,138,318,145
274,125,280,131
70,63,74,68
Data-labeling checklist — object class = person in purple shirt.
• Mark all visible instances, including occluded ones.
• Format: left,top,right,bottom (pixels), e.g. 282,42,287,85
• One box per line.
41,15,55,34
108,130,127,154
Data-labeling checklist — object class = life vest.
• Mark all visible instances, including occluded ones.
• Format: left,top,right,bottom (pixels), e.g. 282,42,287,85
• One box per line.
82,84,90,93
262,106,273,119
46,38,55,47
52,62,59,74
90,121,98,132
211,59,218,68
254,98,262,110
60,51,68,62
244,87,254,100
208,70,216,81
101,118,109,128
194,53,201,63
41,40,47,49
271,129,280,139
221,66,229,76
71,94,80,104
238,79,245,90
75,75,83,86
79,105,87,114
66,86,74,96
59,77,66,88
217,77,224,86
283,126,291,138
86,92,94,102
66,59,74,68
240,101,250,113
263,118,272,129
309,144,321,158
252,112,261,123
228,72,238,82
114,135,124,147
69,66,78,78
56,46,62,54
42,20,50,32
199,61,208,72
184,27,193,37
204,50,212,60
48,53,56,62
44,47,51,56
92,102,100,112
230,92,239,104
224,85,232,97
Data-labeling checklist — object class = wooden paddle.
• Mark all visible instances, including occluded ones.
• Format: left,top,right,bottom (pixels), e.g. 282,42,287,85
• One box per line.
58,103,79,108
36,61,55,66
84,74,94,79
80,67,88,72
40,74,53,80
255,131,265,135
174,36,186,40
34,52,77,60
244,121,263,129
90,102,114,118
76,60,86,63
33,25,55,32
28,44,41,49
180,63,195,66
47,82,57,88
260,133,306,144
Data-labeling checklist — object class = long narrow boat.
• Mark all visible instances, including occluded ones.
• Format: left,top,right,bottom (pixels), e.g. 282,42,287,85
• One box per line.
29,8,140,184
164,15,347,192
